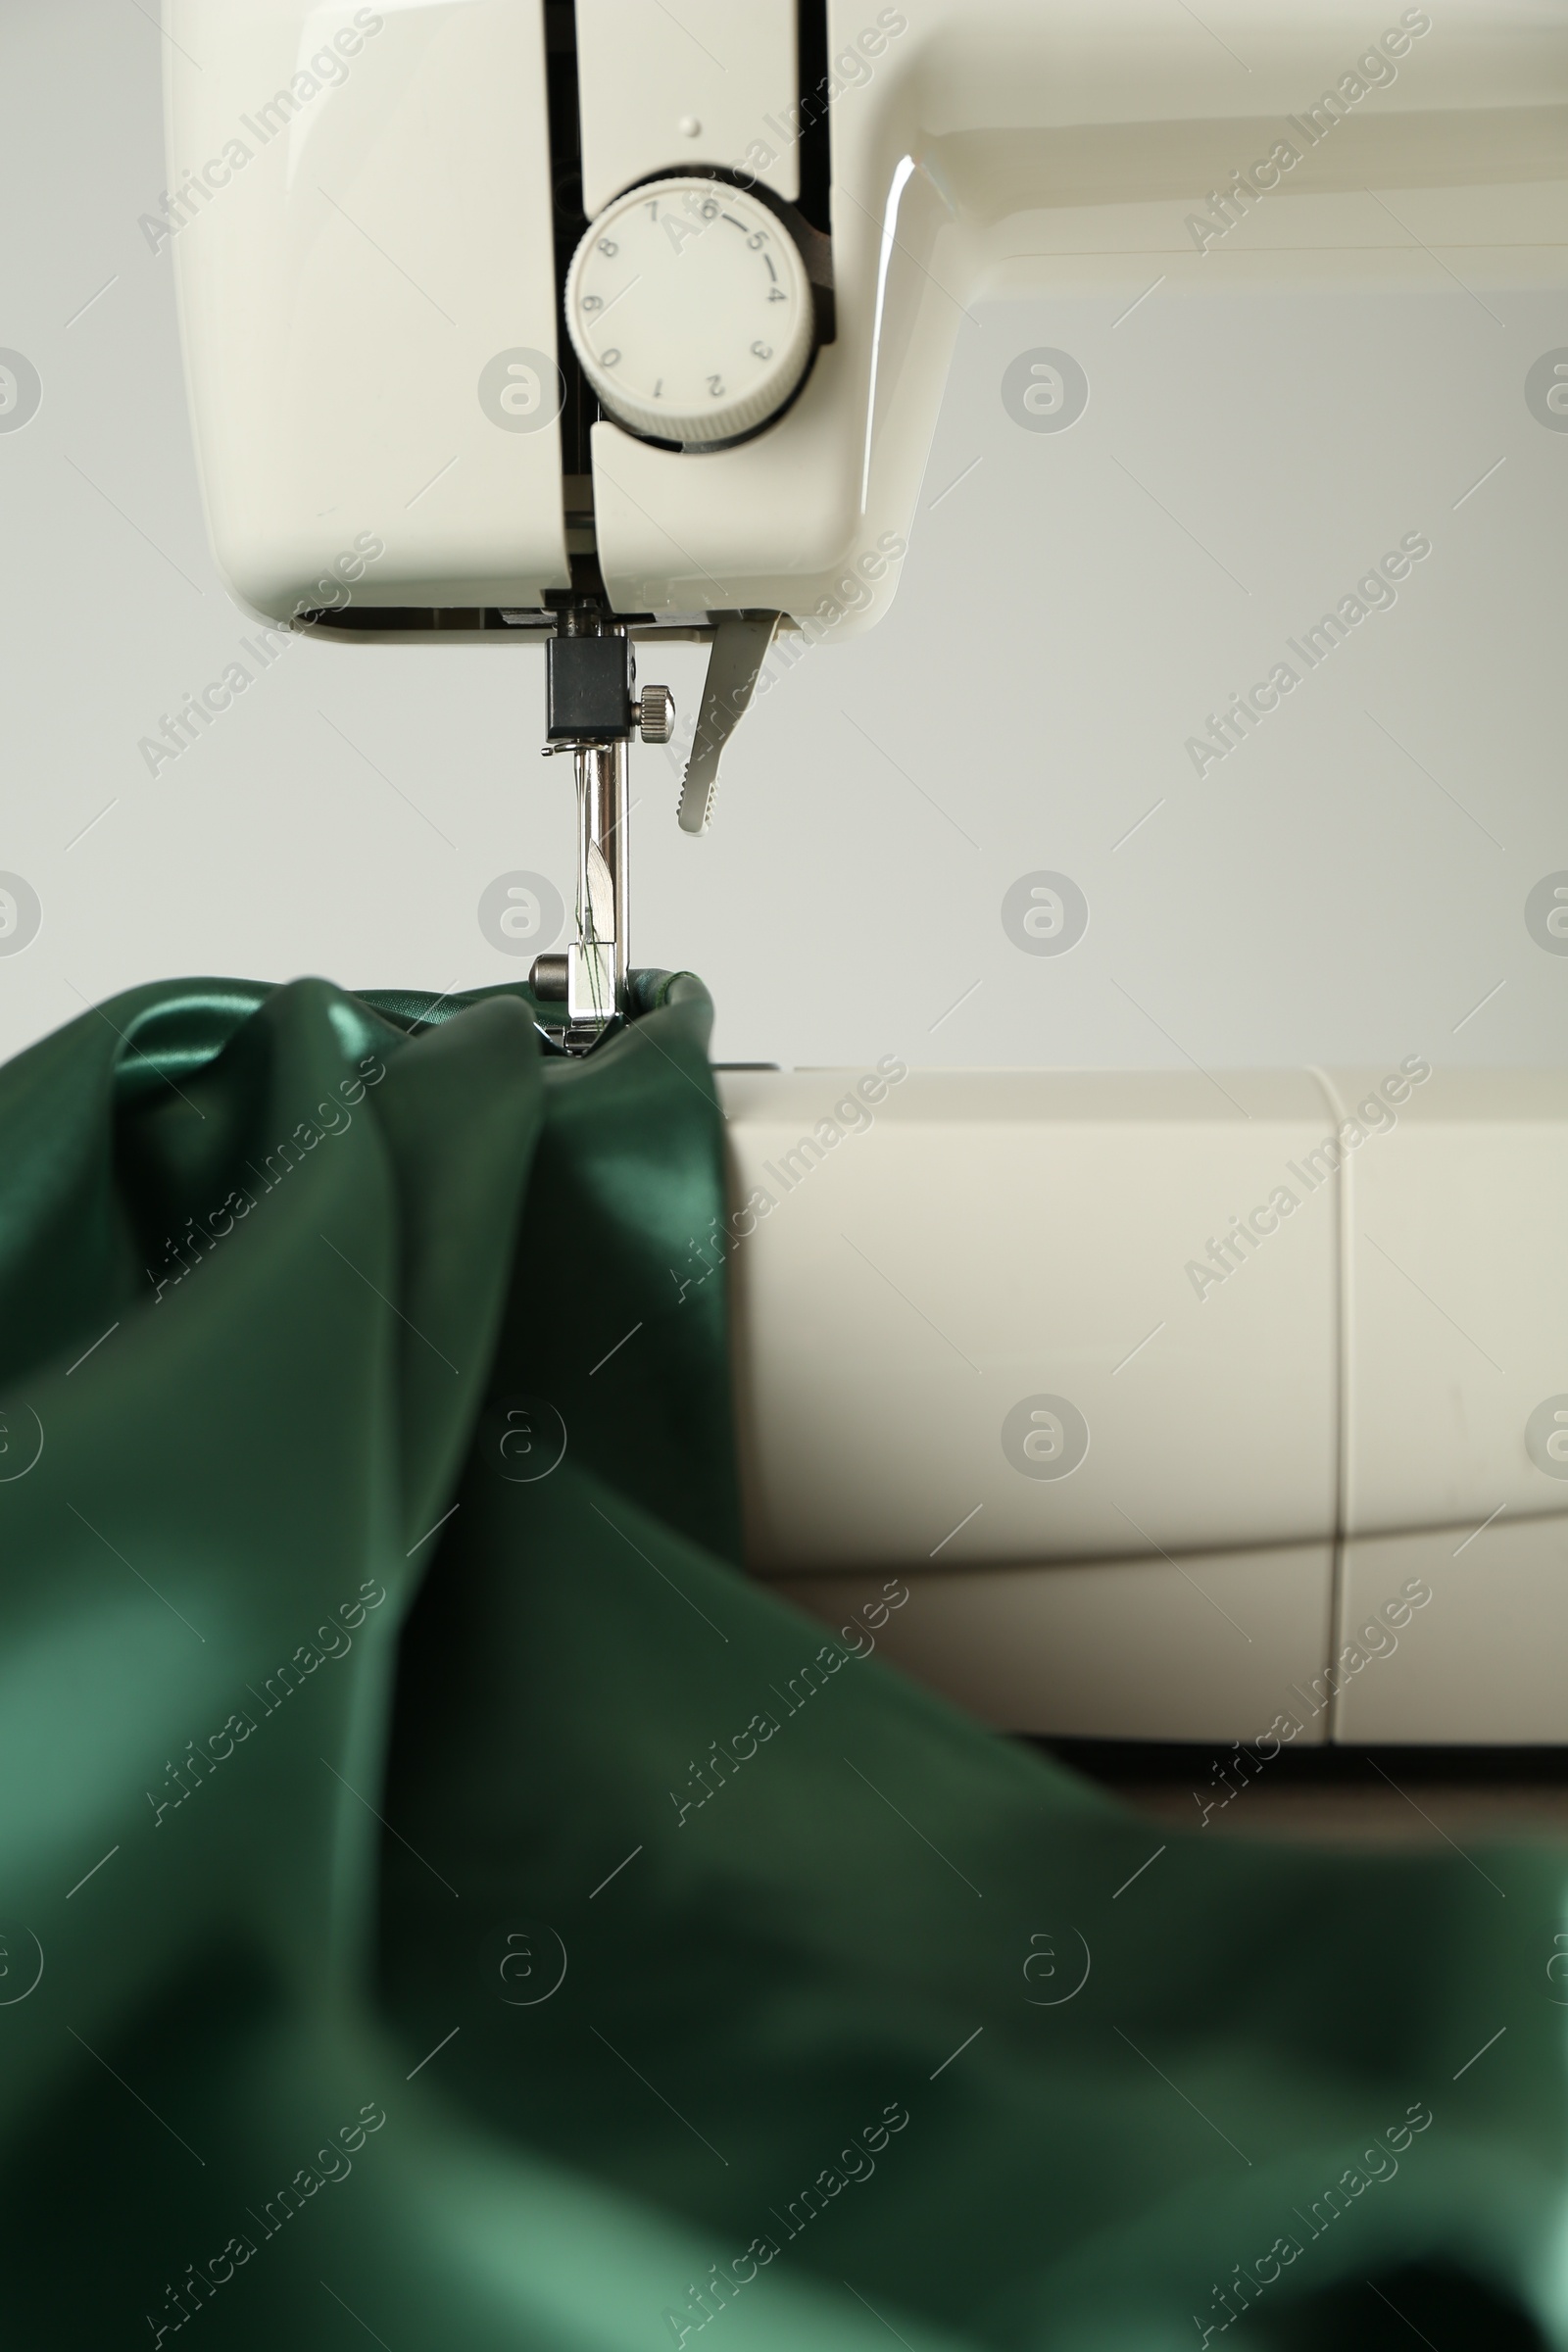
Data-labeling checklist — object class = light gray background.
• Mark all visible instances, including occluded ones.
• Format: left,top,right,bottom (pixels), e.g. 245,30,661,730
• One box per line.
2,0,1564,1075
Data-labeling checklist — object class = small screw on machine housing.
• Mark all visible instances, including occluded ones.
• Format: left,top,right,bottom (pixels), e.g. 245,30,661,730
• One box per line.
635,683,674,743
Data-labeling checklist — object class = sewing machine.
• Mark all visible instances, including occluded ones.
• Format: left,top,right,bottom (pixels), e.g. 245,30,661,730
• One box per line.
165,0,1568,1741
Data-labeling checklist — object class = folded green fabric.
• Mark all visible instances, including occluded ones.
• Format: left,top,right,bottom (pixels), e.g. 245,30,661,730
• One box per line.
0,971,1563,2350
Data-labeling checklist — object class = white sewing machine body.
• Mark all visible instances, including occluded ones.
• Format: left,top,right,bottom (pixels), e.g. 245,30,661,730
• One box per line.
162,0,1568,1739
162,0,1559,630
725,1066,1568,1744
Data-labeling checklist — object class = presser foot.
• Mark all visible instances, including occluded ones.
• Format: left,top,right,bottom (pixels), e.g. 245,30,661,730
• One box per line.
531,1021,619,1056
530,940,618,1055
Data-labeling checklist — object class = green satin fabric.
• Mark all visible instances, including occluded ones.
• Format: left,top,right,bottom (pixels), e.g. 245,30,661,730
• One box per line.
1,971,1565,2350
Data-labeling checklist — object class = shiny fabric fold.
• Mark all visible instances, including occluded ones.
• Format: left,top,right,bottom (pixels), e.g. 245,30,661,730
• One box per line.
0,971,1564,2350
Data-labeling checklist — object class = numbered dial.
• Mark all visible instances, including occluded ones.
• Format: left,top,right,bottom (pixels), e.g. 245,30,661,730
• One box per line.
564,177,814,448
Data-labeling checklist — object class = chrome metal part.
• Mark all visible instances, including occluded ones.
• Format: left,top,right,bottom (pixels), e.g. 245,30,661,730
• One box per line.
567,736,627,1026
634,682,674,743
529,608,675,1054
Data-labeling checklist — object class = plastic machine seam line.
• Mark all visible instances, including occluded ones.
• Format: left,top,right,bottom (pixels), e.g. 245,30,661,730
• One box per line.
1305,1063,1352,1740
